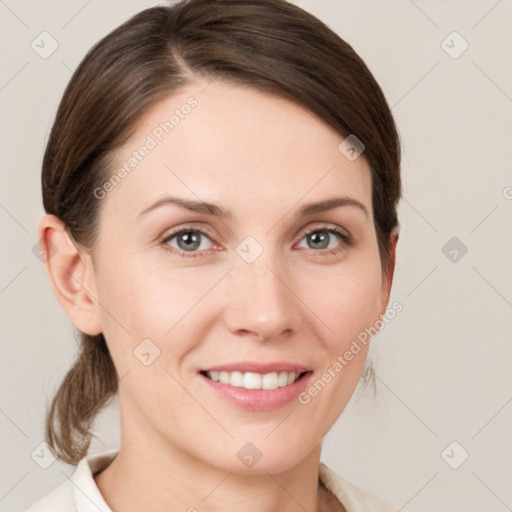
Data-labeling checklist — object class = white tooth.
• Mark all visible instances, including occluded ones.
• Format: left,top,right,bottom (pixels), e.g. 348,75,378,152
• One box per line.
243,372,262,389
210,370,300,389
262,372,279,390
277,371,289,387
287,372,297,385
230,371,244,387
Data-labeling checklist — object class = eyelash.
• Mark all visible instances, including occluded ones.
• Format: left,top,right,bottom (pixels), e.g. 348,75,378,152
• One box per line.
160,225,354,259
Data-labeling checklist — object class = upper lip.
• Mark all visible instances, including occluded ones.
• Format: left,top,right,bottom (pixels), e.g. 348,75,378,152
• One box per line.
201,362,311,374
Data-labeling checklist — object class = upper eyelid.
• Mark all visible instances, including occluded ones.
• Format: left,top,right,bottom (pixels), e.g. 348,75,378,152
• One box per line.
161,225,216,243
301,224,349,237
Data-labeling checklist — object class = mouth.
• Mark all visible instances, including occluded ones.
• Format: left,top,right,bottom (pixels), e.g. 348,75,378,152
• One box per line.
200,370,309,390
198,363,313,411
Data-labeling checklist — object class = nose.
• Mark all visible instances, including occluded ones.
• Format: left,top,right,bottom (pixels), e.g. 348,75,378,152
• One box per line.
221,251,301,342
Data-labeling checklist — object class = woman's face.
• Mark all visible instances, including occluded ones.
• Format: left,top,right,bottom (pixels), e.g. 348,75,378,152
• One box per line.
86,80,394,473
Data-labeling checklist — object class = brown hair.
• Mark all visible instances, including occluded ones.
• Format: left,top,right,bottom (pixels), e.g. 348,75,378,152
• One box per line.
42,0,401,465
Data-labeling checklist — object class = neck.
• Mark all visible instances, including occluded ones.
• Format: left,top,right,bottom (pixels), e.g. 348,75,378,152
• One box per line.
94,404,329,512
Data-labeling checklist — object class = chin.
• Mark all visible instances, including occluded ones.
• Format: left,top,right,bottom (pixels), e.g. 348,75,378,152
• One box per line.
194,431,320,476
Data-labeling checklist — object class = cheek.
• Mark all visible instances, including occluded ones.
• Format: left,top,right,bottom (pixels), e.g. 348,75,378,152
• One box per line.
94,258,226,360
303,258,384,351
294,262,382,426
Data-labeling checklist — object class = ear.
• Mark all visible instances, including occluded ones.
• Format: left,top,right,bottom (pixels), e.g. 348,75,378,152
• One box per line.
378,227,399,315
38,214,102,336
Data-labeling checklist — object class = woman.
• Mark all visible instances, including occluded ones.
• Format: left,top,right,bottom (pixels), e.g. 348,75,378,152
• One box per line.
28,0,401,510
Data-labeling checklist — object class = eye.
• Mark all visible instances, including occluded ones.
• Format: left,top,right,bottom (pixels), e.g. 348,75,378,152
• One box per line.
161,225,353,259
296,226,353,254
162,228,214,257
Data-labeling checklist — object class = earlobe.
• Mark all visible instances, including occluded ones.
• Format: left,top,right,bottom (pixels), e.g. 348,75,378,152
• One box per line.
38,214,102,336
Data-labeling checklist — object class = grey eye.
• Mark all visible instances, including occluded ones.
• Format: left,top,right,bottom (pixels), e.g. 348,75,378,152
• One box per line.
165,230,212,252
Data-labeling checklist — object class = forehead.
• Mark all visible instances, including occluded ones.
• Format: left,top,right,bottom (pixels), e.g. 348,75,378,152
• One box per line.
103,80,372,223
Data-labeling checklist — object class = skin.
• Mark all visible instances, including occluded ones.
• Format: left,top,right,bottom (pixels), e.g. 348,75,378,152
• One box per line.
40,79,397,512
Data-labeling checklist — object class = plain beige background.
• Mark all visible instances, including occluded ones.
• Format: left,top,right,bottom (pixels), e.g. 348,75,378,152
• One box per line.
1,1,511,511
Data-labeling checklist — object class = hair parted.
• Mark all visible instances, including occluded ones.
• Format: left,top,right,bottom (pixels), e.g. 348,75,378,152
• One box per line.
42,0,401,465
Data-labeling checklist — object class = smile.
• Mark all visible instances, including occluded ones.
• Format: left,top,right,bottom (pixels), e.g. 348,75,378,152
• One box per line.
203,370,304,390
199,363,313,411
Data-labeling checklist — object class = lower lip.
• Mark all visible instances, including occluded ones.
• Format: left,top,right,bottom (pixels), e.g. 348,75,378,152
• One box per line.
199,373,312,411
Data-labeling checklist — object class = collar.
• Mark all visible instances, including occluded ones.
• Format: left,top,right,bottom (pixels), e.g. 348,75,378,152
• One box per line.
69,450,391,512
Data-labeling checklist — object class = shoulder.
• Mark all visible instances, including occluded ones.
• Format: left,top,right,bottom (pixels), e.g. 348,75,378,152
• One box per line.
24,480,75,512
24,450,118,512
319,463,399,512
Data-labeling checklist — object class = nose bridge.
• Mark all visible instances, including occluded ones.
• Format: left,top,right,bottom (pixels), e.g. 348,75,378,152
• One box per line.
223,246,297,340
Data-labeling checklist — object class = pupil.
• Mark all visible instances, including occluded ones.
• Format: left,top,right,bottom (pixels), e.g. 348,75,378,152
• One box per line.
309,231,328,249
179,231,200,251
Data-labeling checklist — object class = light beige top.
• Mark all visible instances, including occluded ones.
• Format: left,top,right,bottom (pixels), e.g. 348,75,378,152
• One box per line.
26,450,398,511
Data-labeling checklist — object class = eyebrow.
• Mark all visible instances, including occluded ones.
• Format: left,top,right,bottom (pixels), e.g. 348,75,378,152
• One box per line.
138,195,369,220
